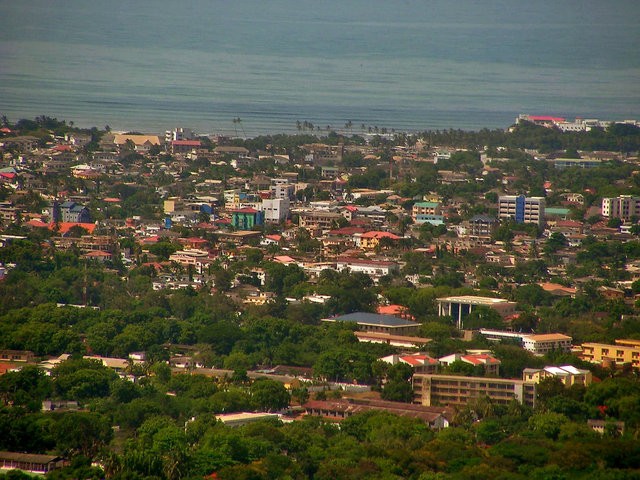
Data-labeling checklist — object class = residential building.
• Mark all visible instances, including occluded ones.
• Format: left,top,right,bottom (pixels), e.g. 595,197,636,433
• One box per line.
436,296,518,329
322,312,421,336
467,214,498,242
521,334,573,355
381,353,438,374
165,127,195,143
438,352,501,376
413,374,537,408
522,365,592,387
359,231,401,250
579,340,640,369
412,202,442,223
336,257,400,281
50,201,91,224
298,210,343,231
261,198,289,223
479,330,573,355
601,195,640,222
498,195,545,227
230,207,264,229
0,452,66,475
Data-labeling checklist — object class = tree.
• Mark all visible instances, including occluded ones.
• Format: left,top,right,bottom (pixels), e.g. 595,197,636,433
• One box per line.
54,412,113,458
381,363,414,402
250,379,290,412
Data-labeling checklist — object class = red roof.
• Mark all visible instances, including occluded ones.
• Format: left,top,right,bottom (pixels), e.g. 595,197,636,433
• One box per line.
361,231,400,240
52,145,73,152
232,207,258,214
53,222,97,234
83,250,112,257
26,219,49,228
103,197,121,203
172,140,201,146
0,172,16,180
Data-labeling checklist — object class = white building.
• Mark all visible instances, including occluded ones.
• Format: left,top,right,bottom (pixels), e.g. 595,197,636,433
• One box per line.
261,198,290,223
601,195,640,222
498,195,545,227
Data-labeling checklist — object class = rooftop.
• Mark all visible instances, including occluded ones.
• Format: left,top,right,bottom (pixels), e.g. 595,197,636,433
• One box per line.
325,312,419,327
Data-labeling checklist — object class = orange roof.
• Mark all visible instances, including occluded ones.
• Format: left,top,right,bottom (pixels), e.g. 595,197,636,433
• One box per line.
361,231,400,240
52,222,97,234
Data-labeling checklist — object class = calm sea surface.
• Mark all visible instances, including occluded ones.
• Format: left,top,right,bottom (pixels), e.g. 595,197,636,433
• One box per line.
0,0,639,136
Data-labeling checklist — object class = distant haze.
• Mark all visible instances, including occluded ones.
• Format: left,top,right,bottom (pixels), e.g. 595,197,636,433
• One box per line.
1,0,638,135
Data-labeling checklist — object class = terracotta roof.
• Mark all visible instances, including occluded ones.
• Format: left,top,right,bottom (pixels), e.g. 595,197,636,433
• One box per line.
52,222,97,234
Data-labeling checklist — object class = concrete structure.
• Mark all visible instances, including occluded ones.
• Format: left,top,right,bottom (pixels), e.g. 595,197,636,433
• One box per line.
579,339,640,369
0,452,66,475
413,374,536,408
381,353,439,374
335,257,400,282
215,412,280,427
412,202,442,223
522,365,592,386
438,352,501,376
50,201,91,224
322,312,420,336
479,330,573,355
498,195,545,227
230,207,264,229
354,332,431,349
304,398,451,429
521,333,573,355
468,214,498,242
261,198,290,223
601,195,640,222
436,296,517,329
298,210,343,231
549,158,603,169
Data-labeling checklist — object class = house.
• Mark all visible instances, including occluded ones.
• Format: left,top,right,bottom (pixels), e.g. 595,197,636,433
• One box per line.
0,350,35,363
359,231,401,250
50,200,91,223
380,353,438,374
438,352,501,376
335,257,400,281
522,365,592,386
0,452,66,475
230,208,264,229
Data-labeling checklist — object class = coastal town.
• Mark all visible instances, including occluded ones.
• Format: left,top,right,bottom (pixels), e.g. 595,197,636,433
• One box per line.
0,114,640,479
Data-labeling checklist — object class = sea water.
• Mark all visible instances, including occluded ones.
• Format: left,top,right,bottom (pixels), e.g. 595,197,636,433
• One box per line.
0,0,638,136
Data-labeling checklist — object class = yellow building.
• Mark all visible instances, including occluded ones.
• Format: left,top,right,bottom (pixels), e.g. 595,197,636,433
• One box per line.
522,365,592,386
580,340,640,369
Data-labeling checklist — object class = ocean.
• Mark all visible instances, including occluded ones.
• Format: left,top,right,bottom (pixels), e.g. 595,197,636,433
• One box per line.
0,0,638,136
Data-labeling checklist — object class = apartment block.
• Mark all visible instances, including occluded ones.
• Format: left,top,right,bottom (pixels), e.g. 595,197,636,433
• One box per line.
522,365,592,387
579,340,640,369
601,195,640,222
498,195,545,227
413,374,536,408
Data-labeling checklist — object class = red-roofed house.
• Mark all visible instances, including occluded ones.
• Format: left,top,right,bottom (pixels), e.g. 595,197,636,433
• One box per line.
439,352,501,376
51,222,97,235
360,231,401,250
381,353,438,374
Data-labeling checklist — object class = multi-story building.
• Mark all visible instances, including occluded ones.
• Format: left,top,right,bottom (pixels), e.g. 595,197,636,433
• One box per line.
412,202,442,223
413,374,537,408
498,195,545,227
50,201,91,224
261,198,290,223
522,365,592,387
601,195,640,222
298,210,343,231
521,333,573,355
336,257,400,281
467,214,499,242
436,296,518,329
579,339,640,369
479,330,573,355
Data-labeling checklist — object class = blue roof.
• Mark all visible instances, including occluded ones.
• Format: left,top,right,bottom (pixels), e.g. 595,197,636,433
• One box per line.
330,312,418,327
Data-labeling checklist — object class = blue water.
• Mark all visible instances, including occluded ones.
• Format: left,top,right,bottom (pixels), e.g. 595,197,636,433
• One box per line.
0,0,638,136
